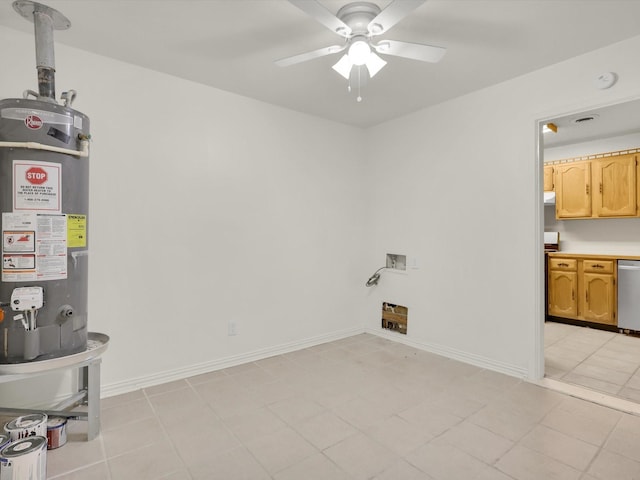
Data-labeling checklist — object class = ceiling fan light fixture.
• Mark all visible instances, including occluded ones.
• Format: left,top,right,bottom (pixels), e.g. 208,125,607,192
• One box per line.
365,52,387,78
332,54,353,79
348,39,371,66
543,123,558,133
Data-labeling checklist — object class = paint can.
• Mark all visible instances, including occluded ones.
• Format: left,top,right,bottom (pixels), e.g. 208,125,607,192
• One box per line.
46,416,67,450
4,414,47,441
0,436,47,480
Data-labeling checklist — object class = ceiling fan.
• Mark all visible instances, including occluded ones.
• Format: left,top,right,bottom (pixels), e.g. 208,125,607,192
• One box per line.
276,0,446,100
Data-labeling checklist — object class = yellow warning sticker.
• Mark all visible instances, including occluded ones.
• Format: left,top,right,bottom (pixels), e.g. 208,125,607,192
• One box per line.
67,214,87,248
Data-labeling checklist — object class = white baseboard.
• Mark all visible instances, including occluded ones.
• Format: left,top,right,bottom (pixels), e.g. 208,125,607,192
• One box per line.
103,326,529,398
101,326,364,398
366,327,528,379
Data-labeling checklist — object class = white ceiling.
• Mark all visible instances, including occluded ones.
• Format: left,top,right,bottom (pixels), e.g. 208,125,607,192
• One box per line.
2,1,640,128
544,99,640,148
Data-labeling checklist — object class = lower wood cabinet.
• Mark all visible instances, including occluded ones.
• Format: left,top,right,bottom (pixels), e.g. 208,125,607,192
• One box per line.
548,259,578,317
582,259,615,325
548,256,617,326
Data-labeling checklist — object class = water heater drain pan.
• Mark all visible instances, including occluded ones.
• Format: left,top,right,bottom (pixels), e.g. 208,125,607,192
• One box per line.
0,332,109,375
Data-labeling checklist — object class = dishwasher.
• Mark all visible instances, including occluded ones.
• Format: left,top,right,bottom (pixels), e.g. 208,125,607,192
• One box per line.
618,260,640,330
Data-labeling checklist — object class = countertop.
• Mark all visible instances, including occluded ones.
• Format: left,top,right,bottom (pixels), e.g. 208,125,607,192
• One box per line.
546,252,640,261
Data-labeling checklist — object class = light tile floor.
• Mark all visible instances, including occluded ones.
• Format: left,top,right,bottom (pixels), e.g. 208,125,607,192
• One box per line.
545,320,640,402
11,333,640,479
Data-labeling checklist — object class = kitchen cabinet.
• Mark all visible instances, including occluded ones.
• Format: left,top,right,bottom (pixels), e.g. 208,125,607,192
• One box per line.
547,255,617,326
549,151,640,219
592,154,637,217
582,259,615,325
548,258,578,317
543,165,554,192
555,161,591,218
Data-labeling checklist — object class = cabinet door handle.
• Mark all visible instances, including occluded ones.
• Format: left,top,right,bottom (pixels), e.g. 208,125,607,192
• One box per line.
599,183,603,194
594,264,603,269
586,291,589,303
586,184,590,195
572,290,575,300
559,262,569,267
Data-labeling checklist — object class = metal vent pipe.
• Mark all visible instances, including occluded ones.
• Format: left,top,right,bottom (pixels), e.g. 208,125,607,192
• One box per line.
13,1,71,100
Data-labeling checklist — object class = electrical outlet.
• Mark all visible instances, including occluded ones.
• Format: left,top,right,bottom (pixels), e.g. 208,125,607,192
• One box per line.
228,320,238,336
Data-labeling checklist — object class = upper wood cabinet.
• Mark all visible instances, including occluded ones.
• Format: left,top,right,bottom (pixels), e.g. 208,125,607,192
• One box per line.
555,161,592,218
550,151,640,220
543,165,554,192
592,154,637,217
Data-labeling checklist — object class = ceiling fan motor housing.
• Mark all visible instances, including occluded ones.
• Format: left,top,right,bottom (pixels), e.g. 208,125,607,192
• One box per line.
336,2,381,35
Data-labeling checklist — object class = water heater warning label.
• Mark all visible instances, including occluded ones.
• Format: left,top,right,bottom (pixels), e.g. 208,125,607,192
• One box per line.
3,231,35,252
13,160,61,213
2,212,67,282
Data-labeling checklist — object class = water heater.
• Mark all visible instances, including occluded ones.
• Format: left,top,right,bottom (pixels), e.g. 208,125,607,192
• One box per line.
0,1,90,363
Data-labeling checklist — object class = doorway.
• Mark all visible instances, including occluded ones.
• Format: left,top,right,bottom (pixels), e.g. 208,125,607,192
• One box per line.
539,98,640,405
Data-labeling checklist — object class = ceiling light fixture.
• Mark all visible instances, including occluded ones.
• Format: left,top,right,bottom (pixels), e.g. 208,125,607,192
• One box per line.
277,0,447,103
543,123,558,133
332,42,387,102
348,38,371,65
332,36,387,81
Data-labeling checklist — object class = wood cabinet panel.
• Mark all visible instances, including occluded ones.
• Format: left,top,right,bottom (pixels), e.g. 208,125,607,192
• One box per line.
549,270,578,317
544,165,554,192
583,273,616,325
555,162,591,218
548,258,577,270
592,154,637,217
583,260,614,274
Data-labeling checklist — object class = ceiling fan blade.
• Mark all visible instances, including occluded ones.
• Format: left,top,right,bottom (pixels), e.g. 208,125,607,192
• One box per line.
288,0,352,37
373,40,446,63
276,44,346,67
367,0,426,36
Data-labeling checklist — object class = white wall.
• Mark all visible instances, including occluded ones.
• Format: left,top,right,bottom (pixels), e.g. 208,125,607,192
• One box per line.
4,24,640,404
364,35,640,378
545,132,640,161
0,26,368,401
544,132,640,255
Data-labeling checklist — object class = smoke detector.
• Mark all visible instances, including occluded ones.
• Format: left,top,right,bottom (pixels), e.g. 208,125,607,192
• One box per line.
593,72,617,90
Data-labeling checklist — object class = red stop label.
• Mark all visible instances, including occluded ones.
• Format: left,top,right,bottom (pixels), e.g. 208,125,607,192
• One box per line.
26,167,48,185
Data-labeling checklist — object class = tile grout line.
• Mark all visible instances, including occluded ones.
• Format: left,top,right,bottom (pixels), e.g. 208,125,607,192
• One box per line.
139,387,195,480
547,323,639,400
580,413,625,478
47,459,109,480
